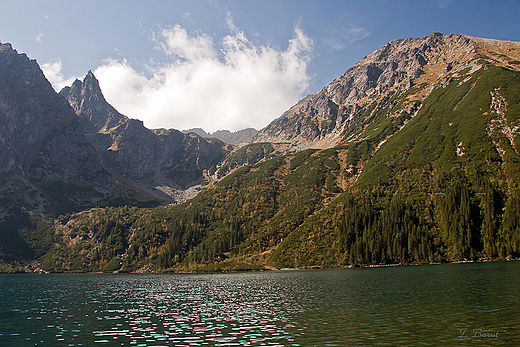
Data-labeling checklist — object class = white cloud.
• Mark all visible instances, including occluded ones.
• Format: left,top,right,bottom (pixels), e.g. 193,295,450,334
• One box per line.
94,21,313,132
324,23,370,51
225,10,239,34
41,60,79,91
35,33,43,43
344,23,370,44
438,0,451,9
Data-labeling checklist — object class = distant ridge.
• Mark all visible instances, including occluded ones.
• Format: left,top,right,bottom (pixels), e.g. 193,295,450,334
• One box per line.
182,127,258,145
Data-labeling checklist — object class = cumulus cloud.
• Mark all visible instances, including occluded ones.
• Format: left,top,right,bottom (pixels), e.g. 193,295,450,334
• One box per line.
93,22,313,132
41,60,79,91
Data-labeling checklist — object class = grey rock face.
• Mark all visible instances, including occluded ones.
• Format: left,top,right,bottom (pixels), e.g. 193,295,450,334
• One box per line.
59,71,127,133
0,43,113,216
251,33,477,147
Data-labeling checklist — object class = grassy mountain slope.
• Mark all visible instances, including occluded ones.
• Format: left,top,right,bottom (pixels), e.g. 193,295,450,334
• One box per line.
273,63,520,267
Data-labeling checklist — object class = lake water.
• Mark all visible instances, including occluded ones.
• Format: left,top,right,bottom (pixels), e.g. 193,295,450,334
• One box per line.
1,261,519,346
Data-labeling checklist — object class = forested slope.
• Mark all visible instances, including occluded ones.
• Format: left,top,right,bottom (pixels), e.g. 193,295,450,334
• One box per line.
274,63,520,267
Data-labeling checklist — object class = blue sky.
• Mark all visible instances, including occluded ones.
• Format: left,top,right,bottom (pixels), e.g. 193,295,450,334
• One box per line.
1,0,519,132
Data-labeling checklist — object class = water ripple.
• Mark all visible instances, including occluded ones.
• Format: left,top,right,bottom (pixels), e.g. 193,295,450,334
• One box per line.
1,263,520,346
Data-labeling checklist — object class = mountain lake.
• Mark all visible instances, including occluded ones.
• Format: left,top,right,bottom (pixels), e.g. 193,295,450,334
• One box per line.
1,261,519,346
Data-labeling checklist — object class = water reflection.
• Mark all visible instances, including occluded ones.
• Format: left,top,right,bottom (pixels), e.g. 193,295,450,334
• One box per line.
0,262,519,346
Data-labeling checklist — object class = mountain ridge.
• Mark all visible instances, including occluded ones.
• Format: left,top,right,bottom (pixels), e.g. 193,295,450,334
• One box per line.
60,70,232,203
248,33,520,151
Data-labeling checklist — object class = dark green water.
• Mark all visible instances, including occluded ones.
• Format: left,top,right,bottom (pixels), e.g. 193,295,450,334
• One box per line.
0,261,519,346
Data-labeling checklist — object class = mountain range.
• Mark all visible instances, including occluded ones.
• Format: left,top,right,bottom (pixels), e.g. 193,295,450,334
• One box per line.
1,32,519,272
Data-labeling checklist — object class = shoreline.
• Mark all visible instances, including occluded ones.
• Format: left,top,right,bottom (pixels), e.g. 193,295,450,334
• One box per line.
2,257,519,275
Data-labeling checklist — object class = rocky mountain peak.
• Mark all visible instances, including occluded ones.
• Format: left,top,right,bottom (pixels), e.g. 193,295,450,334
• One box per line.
0,42,83,170
249,33,517,150
59,71,127,133
0,43,116,217
0,42,66,115
58,69,230,201
327,33,477,107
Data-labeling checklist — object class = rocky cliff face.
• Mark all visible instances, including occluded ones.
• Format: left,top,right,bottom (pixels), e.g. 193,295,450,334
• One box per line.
250,33,518,150
0,42,115,217
60,71,128,133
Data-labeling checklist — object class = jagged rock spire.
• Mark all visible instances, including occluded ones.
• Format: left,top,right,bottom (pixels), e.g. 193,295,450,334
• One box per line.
59,70,128,133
